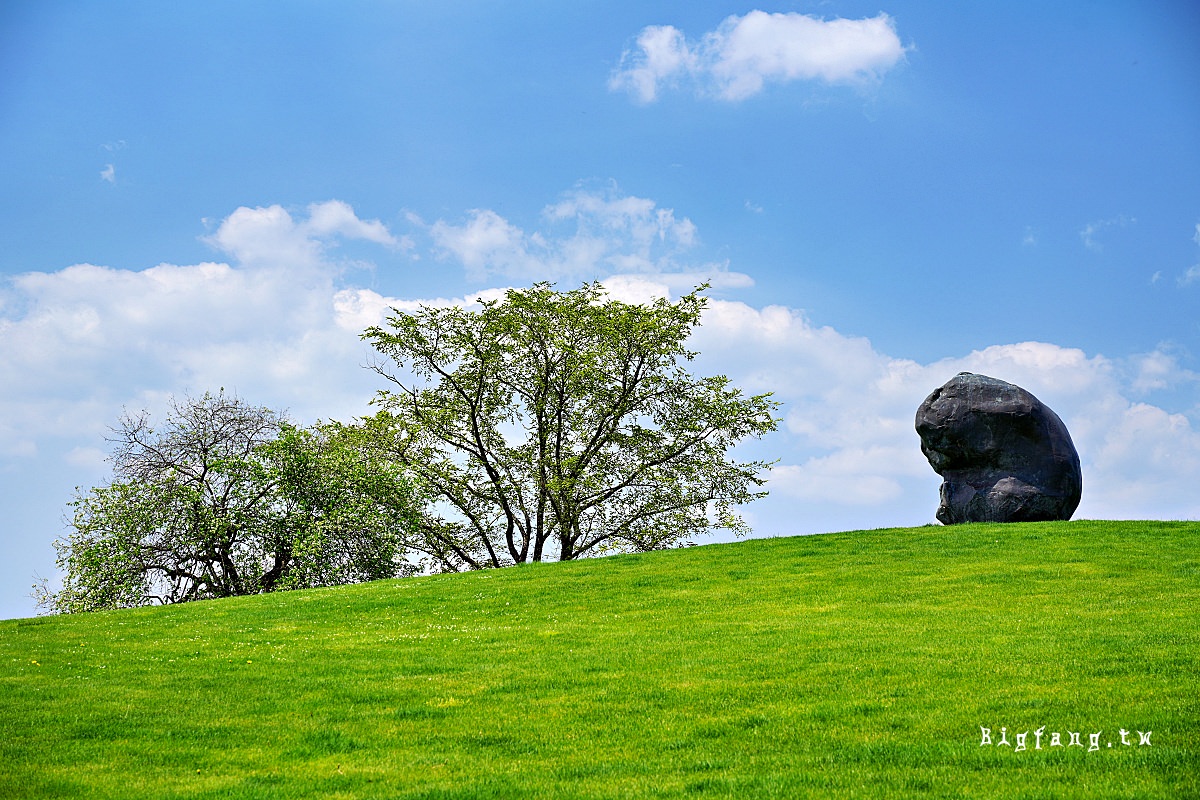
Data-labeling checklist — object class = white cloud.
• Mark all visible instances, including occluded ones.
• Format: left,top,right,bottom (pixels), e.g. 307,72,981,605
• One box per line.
769,449,910,506
1127,348,1195,394
431,210,538,280
544,189,697,249
1085,403,1200,513
0,258,365,439
0,201,406,463
1080,214,1135,252
332,288,400,333
599,275,672,305
306,199,397,246
675,293,1200,528
610,11,907,103
202,200,397,269
607,25,696,104
203,204,321,268
1179,222,1200,285
707,11,908,100
426,184,749,288
332,286,511,333
99,164,115,183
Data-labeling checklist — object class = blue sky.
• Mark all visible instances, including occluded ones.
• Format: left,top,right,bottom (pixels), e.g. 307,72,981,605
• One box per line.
2,1,1198,619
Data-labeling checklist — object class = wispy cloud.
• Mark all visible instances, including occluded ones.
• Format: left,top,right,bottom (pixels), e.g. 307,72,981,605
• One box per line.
610,11,908,103
425,183,747,287
1079,214,1135,252
98,141,124,183
1174,222,1200,286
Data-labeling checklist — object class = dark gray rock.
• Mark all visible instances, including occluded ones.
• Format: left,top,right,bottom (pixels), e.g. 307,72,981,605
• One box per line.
915,372,1082,524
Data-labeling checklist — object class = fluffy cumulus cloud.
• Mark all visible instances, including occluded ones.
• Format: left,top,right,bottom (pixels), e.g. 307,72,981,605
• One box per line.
0,201,401,464
203,201,397,269
610,11,908,103
430,210,537,279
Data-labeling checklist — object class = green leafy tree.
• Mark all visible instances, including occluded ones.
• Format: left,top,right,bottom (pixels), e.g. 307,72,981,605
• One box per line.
361,282,779,571
261,421,421,590
37,391,421,613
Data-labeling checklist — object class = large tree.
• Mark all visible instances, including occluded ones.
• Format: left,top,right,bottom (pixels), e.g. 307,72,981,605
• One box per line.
362,282,778,571
38,391,421,613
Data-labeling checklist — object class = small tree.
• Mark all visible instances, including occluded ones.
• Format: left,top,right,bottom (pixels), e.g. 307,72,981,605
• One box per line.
37,391,421,613
362,282,778,571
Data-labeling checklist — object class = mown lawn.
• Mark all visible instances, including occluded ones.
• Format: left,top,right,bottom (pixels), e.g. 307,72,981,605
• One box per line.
2,520,1197,799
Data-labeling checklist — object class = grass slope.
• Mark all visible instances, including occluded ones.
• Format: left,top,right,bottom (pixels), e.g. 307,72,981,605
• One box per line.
2,520,1198,799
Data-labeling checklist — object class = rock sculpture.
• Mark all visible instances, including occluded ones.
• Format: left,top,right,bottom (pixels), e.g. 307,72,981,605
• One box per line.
915,372,1082,524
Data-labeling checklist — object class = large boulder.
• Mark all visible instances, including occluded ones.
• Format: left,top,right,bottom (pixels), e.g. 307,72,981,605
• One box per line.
915,372,1082,524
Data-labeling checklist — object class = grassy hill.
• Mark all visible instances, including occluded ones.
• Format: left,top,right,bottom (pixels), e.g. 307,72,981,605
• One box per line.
2,520,1198,799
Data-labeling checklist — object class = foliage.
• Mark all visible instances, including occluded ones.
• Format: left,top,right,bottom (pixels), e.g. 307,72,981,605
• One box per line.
361,282,780,571
261,421,421,591
37,392,420,613
4,521,1198,798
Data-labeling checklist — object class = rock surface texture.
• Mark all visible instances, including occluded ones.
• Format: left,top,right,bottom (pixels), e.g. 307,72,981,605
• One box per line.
915,372,1082,524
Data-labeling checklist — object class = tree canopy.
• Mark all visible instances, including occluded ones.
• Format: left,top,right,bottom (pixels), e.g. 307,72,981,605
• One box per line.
361,282,778,571
37,391,421,613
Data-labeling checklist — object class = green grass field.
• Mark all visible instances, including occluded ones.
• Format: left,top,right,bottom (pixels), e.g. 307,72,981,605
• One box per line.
2,520,1198,799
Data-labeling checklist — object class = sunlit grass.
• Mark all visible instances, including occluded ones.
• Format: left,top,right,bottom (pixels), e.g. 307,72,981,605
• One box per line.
2,520,1197,798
